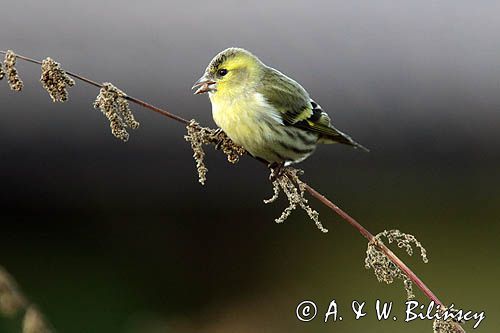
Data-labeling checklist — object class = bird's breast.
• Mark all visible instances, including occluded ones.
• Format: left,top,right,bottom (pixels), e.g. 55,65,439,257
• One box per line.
208,92,317,163
210,93,274,148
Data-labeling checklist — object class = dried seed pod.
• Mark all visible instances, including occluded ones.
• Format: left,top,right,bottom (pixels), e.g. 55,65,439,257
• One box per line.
264,167,327,232
185,120,209,184
23,306,53,333
433,306,466,333
0,266,27,317
3,50,23,91
433,319,464,333
93,82,140,142
40,57,75,102
0,266,54,332
118,95,140,129
365,230,428,299
184,121,246,185
211,129,246,163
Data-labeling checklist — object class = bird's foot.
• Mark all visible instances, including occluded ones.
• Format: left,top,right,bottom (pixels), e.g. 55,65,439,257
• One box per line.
212,128,224,149
269,162,285,182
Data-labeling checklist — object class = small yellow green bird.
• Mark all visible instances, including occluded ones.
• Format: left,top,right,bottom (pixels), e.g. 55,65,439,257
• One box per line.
192,47,367,167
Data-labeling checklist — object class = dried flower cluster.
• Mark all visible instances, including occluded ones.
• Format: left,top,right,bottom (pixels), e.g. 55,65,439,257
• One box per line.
432,306,465,333
0,62,4,80
184,122,326,232
185,121,209,184
184,120,246,185
93,82,140,141
0,266,27,317
23,306,53,333
211,128,247,163
40,57,75,102
365,229,428,299
264,167,328,232
433,319,465,333
0,266,53,333
2,50,23,91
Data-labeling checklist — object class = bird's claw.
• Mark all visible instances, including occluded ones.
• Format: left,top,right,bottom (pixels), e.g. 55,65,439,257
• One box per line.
269,162,285,182
213,128,224,149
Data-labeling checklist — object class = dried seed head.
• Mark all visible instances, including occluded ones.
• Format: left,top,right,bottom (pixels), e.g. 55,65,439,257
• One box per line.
0,267,54,331
433,307,466,333
185,120,209,185
3,50,23,91
211,129,246,163
380,229,428,262
0,266,27,317
93,82,140,142
365,230,428,299
433,320,464,333
184,121,246,185
0,62,5,80
264,167,327,232
40,57,75,102
23,306,53,333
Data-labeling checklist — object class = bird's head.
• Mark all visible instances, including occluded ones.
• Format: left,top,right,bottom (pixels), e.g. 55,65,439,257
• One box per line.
192,47,263,97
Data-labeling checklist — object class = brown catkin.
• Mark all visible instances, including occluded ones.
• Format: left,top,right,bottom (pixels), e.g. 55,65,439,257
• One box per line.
22,306,53,333
40,57,75,102
184,120,246,185
93,82,140,141
365,230,428,299
0,266,27,317
264,168,327,232
433,306,466,333
3,50,23,91
0,266,54,331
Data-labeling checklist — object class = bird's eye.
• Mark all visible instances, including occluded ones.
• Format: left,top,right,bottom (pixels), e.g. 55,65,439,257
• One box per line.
218,68,228,77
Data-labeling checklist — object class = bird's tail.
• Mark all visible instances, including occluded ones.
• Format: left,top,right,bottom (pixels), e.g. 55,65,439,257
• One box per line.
319,128,369,152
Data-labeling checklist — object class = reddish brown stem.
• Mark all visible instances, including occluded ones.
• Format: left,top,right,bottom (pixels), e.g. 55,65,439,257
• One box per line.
0,51,189,125
1,50,465,332
304,186,464,332
303,185,443,304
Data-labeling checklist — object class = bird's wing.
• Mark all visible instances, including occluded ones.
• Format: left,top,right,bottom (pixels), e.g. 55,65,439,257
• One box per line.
259,68,368,150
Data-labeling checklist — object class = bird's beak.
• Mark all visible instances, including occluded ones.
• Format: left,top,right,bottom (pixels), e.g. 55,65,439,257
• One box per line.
192,75,217,94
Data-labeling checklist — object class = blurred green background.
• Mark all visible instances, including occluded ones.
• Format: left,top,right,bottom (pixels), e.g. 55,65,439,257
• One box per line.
1,1,499,332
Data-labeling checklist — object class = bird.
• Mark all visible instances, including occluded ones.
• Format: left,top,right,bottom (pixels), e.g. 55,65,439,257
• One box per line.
192,47,367,170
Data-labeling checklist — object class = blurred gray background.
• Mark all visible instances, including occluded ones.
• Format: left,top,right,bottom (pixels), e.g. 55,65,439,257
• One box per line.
0,1,499,332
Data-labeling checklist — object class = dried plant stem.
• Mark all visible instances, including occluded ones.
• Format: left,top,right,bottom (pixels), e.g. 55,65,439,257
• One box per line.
1,51,465,332
304,172,463,333
0,51,190,125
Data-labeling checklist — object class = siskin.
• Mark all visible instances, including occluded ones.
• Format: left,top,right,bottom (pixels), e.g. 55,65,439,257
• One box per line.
193,47,367,167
